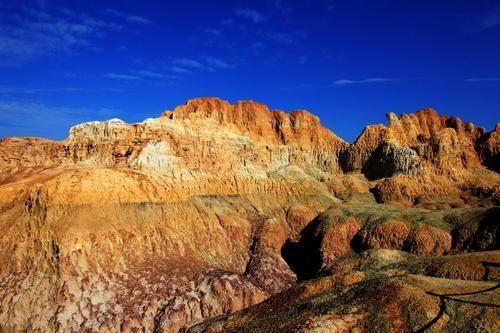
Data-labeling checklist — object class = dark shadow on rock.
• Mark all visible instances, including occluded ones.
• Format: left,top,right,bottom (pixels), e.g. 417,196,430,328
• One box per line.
362,143,421,181
281,218,323,282
451,207,499,251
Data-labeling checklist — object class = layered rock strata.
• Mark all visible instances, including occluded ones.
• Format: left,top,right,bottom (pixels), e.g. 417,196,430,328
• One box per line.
0,97,498,332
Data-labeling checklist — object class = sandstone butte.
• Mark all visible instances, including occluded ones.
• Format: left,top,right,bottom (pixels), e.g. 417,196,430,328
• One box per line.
0,97,498,332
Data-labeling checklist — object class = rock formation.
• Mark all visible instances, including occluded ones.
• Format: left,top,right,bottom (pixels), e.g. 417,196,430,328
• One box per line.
0,97,498,332
341,108,489,175
188,250,500,333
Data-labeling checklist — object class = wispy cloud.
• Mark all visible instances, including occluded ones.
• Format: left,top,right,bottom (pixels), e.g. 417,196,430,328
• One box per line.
204,28,221,37
268,32,295,44
202,28,222,44
251,41,265,53
79,13,123,31
104,73,140,80
0,101,122,139
0,19,92,63
235,8,266,24
0,5,125,66
129,70,175,79
205,57,234,69
465,77,500,82
332,78,400,85
168,57,235,73
267,0,293,23
298,56,308,64
0,84,123,94
481,11,500,30
266,30,307,45
172,58,204,68
267,0,293,24
105,9,152,25
465,8,500,33
170,66,191,74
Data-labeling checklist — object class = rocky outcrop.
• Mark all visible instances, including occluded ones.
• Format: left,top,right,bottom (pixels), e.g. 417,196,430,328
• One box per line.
362,143,421,180
341,108,493,177
187,250,500,333
0,98,346,332
405,224,452,256
0,97,498,332
303,214,361,270
355,219,411,250
171,98,346,149
336,107,500,203
477,123,500,171
291,203,497,276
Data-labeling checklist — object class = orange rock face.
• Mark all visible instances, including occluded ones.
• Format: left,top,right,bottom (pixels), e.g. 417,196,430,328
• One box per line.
356,219,411,250
405,224,452,256
308,214,361,269
171,98,346,149
341,108,492,176
0,97,498,332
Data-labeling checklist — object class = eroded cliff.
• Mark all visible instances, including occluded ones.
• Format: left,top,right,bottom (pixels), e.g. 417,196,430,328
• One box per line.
0,97,498,332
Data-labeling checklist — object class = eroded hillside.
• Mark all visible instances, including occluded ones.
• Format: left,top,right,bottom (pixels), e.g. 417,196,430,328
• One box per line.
0,97,498,332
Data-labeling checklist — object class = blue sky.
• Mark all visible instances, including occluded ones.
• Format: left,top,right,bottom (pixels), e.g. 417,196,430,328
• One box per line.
0,0,499,142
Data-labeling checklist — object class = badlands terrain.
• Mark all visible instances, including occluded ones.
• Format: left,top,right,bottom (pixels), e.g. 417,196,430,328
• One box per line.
0,97,498,332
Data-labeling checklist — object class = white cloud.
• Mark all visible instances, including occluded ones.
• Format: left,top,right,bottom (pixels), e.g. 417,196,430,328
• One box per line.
167,57,234,73
332,78,399,85
0,5,125,66
80,14,123,31
129,70,175,79
172,58,204,68
235,8,266,23
105,9,151,25
104,73,140,80
205,57,234,69
170,66,191,74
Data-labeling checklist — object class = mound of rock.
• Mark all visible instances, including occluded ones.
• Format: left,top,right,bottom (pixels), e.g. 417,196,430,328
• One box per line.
291,203,498,278
187,250,500,333
355,219,411,250
362,143,421,180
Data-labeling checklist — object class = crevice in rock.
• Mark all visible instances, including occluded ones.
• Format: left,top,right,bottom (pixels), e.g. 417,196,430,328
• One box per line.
281,218,323,282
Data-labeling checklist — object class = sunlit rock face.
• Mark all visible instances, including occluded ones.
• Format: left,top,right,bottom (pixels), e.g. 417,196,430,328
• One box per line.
341,108,486,176
0,97,498,332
